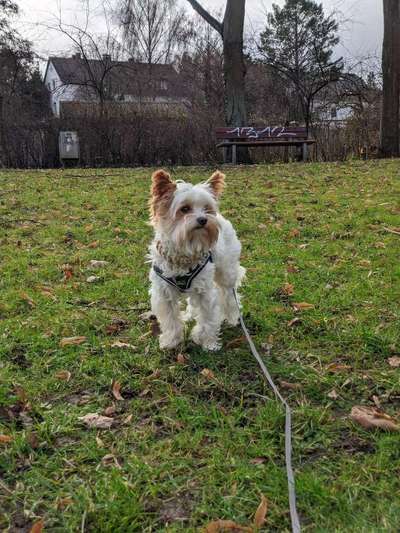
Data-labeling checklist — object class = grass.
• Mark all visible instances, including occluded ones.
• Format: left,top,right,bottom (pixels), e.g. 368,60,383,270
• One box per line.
0,160,400,532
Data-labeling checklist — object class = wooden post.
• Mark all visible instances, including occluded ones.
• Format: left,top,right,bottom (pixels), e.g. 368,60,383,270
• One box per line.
302,142,308,161
232,143,237,164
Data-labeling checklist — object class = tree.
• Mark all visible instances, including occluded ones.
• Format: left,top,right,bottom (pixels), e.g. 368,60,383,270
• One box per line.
186,0,247,128
119,0,191,65
259,0,342,133
380,0,400,157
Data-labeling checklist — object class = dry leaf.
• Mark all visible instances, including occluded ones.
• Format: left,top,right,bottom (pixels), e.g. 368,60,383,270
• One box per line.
101,454,121,468
226,336,246,349
86,275,100,283
287,317,302,327
281,283,294,296
250,456,268,465
55,370,71,382
111,341,136,350
0,434,13,443
204,520,252,532
29,520,44,533
95,436,104,447
78,413,114,429
388,356,400,368
104,404,116,416
62,264,73,281
106,318,129,335
372,395,381,409
139,388,151,397
327,389,339,400
89,260,108,268
27,432,40,449
254,494,268,528
146,369,161,381
112,381,124,401
84,224,93,233
350,406,399,431
122,414,133,425
292,302,315,311
60,336,87,347
287,264,299,273
288,228,300,238
57,497,73,509
177,353,187,364
326,363,351,373
20,292,35,308
201,368,215,380
279,380,301,391
87,240,99,248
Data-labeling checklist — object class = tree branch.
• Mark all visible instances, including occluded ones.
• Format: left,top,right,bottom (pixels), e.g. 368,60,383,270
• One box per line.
185,0,223,35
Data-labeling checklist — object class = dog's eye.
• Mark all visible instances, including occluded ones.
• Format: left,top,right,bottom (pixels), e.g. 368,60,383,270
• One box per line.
180,206,191,213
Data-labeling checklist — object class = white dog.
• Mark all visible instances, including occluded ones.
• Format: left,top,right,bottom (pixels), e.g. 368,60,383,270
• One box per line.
148,169,245,351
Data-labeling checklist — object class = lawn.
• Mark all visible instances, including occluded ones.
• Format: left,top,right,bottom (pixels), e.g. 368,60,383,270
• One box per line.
1,160,400,532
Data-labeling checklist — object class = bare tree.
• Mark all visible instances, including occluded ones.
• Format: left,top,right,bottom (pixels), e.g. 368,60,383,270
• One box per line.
380,0,400,157
186,0,247,127
119,0,191,65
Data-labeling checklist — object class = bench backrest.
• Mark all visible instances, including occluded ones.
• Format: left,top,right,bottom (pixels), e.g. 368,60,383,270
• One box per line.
216,126,308,141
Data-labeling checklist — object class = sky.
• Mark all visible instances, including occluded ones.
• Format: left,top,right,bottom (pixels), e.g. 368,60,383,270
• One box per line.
16,0,383,67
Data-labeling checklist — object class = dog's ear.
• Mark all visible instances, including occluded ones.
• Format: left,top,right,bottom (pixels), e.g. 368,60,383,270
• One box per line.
150,169,176,221
205,171,225,198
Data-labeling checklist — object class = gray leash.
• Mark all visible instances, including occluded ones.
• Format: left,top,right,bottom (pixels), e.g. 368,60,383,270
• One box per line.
232,289,301,533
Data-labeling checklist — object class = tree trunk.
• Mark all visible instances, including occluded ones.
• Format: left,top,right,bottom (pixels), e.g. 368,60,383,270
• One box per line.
380,0,400,157
222,0,247,127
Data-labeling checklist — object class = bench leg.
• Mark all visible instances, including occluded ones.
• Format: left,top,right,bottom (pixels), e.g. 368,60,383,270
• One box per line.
223,145,228,164
232,144,237,165
302,143,308,161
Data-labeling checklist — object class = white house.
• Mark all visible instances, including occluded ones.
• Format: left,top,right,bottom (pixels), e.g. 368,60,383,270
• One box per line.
43,54,188,117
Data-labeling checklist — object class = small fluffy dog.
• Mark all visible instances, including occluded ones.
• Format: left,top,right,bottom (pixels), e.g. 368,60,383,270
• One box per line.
148,169,245,351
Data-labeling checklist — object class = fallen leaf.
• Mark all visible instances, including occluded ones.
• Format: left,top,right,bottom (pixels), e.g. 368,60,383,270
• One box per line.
201,368,215,380
111,341,137,350
87,240,99,248
112,381,124,401
122,414,133,425
29,521,44,533
104,404,117,416
287,264,299,273
177,353,187,364
0,434,13,443
84,224,93,233
62,264,73,280
95,436,104,447
388,356,400,368
204,520,252,532
226,336,246,349
254,494,268,528
145,369,161,381
20,292,35,308
288,228,300,238
86,275,100,283
102,454,121,468
326,363,351,373
327,389,339,400
39,286,54,298
27,432,40,449
139,388,151,397
292,302,315,311
60,336,87,347
358,259,371,267
89,260,109,268
281,283,294,296
250,457,268,465
350,406,399,431
287,317,302,327
279,380,301,391
106,318,129,335
372,395,382,409
55,370,71,382
57,497,73,509
78,413,114,429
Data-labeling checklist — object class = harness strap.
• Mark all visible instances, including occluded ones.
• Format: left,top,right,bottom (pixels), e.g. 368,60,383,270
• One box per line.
153,252,213,293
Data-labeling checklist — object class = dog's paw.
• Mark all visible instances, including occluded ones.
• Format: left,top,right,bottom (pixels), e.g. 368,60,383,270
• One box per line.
159,333,183,350
191,325,221,351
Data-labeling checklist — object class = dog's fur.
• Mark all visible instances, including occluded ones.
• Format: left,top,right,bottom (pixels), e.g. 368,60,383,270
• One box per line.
148,169,245,351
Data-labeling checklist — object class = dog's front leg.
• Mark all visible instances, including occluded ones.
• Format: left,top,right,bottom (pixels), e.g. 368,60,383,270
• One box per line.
151,287,183,350
190,288,222,351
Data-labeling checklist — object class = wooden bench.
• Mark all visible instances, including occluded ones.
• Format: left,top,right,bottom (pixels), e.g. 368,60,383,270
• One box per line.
216,126,316,164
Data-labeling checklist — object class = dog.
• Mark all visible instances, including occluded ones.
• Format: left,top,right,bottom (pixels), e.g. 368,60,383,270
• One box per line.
148,169,245,351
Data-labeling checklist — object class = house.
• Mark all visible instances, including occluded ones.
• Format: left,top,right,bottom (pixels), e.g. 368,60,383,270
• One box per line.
43,54,188,116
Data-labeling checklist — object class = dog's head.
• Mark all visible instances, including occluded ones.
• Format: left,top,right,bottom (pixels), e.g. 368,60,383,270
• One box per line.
149,169,224,253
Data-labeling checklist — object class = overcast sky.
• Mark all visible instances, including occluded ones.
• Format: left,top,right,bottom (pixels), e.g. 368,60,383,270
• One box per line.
17,0,383,66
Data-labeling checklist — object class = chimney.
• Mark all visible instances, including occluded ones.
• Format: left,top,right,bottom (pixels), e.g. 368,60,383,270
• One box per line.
72,53,81,59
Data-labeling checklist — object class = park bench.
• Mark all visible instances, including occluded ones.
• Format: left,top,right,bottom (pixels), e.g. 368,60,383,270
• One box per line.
216,126,316,164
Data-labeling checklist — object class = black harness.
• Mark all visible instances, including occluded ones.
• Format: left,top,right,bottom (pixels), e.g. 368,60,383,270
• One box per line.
153,252,213,293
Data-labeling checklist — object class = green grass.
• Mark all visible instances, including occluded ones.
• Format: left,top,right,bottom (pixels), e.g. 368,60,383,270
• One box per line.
1,160,400,532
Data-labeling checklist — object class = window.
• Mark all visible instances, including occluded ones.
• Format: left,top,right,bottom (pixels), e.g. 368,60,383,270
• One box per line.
53,80,56,90
330,104,337,119
160,80,168,90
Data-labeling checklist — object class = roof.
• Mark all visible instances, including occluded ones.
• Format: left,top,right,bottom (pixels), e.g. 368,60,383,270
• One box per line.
45,56,188,99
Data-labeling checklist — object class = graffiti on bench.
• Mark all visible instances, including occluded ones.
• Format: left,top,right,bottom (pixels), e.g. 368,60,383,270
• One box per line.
226,127,299,139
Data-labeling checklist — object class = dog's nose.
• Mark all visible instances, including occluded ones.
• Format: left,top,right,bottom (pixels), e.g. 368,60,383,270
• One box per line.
197,216,207,226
